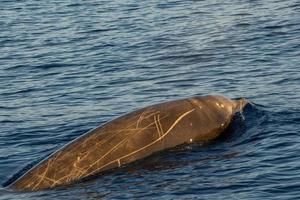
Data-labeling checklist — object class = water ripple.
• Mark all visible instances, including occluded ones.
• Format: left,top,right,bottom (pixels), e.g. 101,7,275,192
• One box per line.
1,0,300,199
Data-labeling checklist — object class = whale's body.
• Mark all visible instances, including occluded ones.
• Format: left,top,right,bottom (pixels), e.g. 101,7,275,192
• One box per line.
8,95,248,191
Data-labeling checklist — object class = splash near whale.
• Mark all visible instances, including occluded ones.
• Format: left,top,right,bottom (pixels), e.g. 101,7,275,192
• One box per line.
7,95,249,191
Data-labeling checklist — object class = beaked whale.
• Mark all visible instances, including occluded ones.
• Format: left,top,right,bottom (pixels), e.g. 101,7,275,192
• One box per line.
7,95,249,191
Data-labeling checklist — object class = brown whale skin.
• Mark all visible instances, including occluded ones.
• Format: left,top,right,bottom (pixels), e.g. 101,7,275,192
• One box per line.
8,95,248,191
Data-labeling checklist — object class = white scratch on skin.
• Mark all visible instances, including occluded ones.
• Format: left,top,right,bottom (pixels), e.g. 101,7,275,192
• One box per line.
83,138,128,172
154,114,164,140
118,159,121,167
136,110,159,129
84,108,195,177
36,175,57,185
157,114,164,138
31,158,52,190
51,164,85,187
78,118,146,163
154,115,161,139
136,110,146,129
73,165,85,174
126,108,195,157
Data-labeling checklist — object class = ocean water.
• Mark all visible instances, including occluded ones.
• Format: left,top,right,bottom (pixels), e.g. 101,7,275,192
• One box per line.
1,0,300,199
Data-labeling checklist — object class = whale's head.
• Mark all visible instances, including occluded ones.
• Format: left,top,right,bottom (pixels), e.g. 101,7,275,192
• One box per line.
202,95,249,117
233,98,249,113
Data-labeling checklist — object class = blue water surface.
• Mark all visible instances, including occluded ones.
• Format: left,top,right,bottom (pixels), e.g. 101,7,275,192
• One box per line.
1,0,300,199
